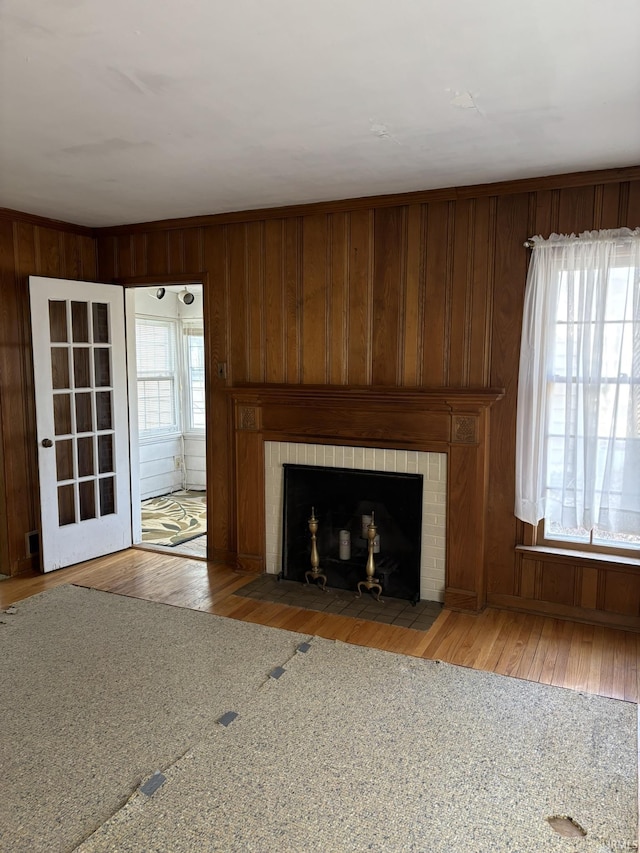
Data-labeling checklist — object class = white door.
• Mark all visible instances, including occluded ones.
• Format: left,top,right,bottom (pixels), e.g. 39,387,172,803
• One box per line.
29,276,132,571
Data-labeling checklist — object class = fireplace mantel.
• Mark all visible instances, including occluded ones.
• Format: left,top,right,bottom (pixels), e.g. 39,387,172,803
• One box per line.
227,384,504,611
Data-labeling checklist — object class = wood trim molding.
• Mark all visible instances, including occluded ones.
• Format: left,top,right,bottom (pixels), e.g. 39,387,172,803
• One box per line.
112,272,208,286
94,165,640,235
227,384,504,611
0,207,94,237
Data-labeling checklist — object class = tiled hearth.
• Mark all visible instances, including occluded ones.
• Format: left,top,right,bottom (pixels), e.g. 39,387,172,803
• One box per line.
237,574,443,630
264,441,447,602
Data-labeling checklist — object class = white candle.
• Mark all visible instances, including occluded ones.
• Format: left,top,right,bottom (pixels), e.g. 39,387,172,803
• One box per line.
361,514,372,538
339,529,351,560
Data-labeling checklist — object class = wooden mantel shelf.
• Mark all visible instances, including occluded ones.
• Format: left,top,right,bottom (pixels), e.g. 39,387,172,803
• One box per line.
226,384,505,612
230,384,504,408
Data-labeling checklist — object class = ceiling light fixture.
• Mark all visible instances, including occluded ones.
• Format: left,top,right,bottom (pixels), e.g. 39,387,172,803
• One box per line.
178,288,195,305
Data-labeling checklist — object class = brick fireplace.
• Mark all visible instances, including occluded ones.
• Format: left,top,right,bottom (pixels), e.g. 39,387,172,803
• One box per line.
228,385,503,611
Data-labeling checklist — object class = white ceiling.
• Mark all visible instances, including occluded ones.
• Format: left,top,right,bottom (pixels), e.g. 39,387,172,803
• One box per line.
1,0,639,228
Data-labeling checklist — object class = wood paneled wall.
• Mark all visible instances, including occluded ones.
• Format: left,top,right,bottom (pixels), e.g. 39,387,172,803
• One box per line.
93,170,640,627
0,211,96,574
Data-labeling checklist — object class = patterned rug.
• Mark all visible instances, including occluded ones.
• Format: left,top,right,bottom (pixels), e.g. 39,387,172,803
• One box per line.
140,490,206,546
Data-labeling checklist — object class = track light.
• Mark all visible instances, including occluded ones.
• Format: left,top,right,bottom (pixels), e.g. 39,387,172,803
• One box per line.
178,288,195,305
156,287,166,300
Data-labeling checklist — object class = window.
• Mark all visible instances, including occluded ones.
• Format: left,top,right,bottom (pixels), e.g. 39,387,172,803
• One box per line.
136,317,179,435
515,228,640,555
183,322,205,431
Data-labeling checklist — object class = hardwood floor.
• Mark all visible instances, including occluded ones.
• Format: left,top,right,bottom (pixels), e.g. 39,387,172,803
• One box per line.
1,548,638,703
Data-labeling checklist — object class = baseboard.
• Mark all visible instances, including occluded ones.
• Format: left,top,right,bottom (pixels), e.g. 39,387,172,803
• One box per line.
487,592,640,632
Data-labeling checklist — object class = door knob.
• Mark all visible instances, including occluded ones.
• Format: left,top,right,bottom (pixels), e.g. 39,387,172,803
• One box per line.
41,438,53,448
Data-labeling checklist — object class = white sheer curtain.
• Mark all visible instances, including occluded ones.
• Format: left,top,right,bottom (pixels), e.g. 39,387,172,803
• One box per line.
515,227,640,536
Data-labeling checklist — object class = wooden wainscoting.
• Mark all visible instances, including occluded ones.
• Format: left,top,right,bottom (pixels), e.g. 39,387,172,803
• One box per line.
487,547,640,632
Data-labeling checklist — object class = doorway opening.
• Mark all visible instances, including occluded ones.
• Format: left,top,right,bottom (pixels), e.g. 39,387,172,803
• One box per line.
129,284,206,558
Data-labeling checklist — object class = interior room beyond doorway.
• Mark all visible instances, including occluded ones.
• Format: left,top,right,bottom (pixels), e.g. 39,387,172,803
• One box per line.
132,284,206,559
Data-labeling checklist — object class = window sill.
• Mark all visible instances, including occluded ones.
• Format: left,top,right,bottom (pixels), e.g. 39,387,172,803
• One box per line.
516,544,640,570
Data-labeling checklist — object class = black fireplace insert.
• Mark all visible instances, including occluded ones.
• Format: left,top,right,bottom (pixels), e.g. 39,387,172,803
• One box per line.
281,464,423,602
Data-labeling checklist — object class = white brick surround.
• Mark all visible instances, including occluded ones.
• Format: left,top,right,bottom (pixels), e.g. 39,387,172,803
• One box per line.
264,442,447,602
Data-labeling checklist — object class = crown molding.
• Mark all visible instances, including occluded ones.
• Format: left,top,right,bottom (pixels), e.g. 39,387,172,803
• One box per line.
95,164,640,236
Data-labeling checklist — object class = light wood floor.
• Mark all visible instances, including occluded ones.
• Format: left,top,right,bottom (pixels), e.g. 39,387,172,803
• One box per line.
1,547,638,703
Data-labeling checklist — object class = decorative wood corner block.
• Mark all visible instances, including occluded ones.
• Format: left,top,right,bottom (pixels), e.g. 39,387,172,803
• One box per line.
238,405,259,431
452,414,478,444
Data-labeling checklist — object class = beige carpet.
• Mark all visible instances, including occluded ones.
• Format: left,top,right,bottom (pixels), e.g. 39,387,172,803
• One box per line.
140,490,206,546
0,586,636,853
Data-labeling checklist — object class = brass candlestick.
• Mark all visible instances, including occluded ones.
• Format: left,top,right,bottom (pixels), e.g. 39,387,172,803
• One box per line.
304,507,328,591
356,512,384,602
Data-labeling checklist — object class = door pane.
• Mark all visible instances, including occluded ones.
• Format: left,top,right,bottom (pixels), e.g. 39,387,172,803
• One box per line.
55,440,74,481
75,393,93,433
53,394,72,436
77,436,95,478
71,301,89,343
92,303,110,344
99,477,115,516
96,391,113,430
51,348,70,390
79,480,96,521
49,301,68,343
94,348,111,387
58,484,75,526
98,434,113,474
73,348,91,388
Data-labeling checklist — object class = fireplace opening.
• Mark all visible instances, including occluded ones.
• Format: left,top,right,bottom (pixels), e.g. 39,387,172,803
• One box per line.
282,464,423,602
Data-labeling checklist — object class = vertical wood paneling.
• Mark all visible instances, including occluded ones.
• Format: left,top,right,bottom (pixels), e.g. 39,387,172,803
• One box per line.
371,207,404,386
531,189,559,239
422,201,451,386
183,228,204,272
519,557,537,599
486,193,530,594
402,204,425,386
301,214,329,384
227,224,249,383
62,231,82,279
328,213,348,385
167,230,184,275
116,235,134,279
264,219,285,383
469,196,495,386
347,210,372,385
597,183,621,229
581,567,599,609
132,233,148,277
36,227,62,277
449,199,474,386
284,218,301,383
556,185,596,233
203,225,231,553
79,235,97,280
146,231,169,277
627,180,640,226
0,220,17,572
246,221,265,382
97,235,117,281
12,222,40,569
